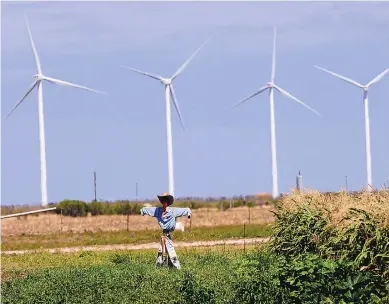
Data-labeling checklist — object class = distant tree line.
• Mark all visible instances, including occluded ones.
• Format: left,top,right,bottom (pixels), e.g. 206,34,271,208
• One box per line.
1,196,278,217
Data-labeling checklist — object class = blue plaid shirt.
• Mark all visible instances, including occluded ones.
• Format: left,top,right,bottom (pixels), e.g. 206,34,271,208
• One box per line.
140,207,191,231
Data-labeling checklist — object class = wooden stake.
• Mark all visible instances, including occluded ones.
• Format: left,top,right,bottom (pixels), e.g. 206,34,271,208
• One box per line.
243,223,246,254
161,235,166,265
127,213,129,232
60,208,63,232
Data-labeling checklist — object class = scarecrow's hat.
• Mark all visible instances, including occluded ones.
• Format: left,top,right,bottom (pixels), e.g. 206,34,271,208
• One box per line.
157,192,174,206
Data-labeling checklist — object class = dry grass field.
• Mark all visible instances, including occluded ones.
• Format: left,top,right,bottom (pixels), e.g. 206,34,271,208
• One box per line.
1,206,274,236
281,189,389,227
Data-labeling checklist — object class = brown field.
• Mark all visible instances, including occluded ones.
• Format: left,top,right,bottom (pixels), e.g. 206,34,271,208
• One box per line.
1,206,275,236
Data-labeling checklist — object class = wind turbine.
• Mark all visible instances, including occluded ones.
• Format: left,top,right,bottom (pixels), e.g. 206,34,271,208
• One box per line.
122,37,211,197
315,65,389,192
234,27,321,199
4,17,106,208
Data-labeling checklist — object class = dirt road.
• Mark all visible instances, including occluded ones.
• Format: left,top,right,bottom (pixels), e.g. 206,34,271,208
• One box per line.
2,237,271,255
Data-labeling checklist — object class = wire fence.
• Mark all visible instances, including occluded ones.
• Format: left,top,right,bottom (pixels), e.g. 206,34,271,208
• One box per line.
1,205,275,236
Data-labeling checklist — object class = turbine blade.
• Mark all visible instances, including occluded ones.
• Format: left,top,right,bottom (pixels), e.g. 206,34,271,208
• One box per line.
367,67,389,87
171,36,212,80
25,16,42,73
169,84,185,131
315,65,363,88
233,85,269,108
271,27,277,82
121,66,162,81
4,81,37,120
274,84,321,116
43,76,107,95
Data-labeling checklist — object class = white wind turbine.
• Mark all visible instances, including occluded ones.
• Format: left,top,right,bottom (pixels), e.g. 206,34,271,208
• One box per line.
234,27,321,199
315,65,389,192
122,37,211,197
5,17,106,208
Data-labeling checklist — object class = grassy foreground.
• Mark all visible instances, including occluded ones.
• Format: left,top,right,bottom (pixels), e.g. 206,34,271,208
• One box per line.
2,247,258,304
1,224,271,251
2,190,389,303
1,246,256,281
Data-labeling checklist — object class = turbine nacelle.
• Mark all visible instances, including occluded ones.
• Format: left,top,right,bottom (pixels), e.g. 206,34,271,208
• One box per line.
161,78,172,85
33,73,44,81
267,82,274,88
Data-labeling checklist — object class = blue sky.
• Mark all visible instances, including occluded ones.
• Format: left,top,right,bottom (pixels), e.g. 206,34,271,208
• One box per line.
2,1,389,205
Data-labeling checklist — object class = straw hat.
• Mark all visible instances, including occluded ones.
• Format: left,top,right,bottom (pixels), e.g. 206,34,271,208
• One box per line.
157,192,174,206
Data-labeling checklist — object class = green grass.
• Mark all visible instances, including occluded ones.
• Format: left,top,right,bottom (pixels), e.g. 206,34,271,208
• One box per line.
2,224,272,251
1,247,256,304
1,246,256,282
3,191,389,303
3,245,389,304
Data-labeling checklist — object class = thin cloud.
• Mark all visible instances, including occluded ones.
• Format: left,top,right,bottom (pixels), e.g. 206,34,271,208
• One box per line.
2,1,389,58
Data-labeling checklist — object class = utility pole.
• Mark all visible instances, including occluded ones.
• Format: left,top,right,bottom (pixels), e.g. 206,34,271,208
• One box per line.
135,182,138,201
93,171,97,202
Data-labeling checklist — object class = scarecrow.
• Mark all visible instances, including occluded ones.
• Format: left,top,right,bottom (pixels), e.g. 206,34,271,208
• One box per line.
140,192,191,269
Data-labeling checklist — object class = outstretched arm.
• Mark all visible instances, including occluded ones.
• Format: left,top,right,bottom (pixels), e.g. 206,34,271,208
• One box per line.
140,207,158,217
172,207,192,218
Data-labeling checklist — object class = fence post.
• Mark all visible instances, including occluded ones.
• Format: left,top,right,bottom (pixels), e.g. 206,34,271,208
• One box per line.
60,209,63,232
243,223,246,254
127,213,129,232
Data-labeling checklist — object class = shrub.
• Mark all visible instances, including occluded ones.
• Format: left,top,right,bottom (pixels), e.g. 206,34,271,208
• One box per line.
271,200,331,256
113,200,132,215
216,200,231,211
276,253,389,303
131,203,142,215
233,199,245,208
59,200,88,217
89,201,106,216
176,201,190,208
246,201,256,208
188,201,201,210
233,249,389,304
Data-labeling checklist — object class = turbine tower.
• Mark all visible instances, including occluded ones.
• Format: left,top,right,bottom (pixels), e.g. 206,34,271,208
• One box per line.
315,65,389,192
234,27,320,199
4,17,106,207
122,37,211,197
